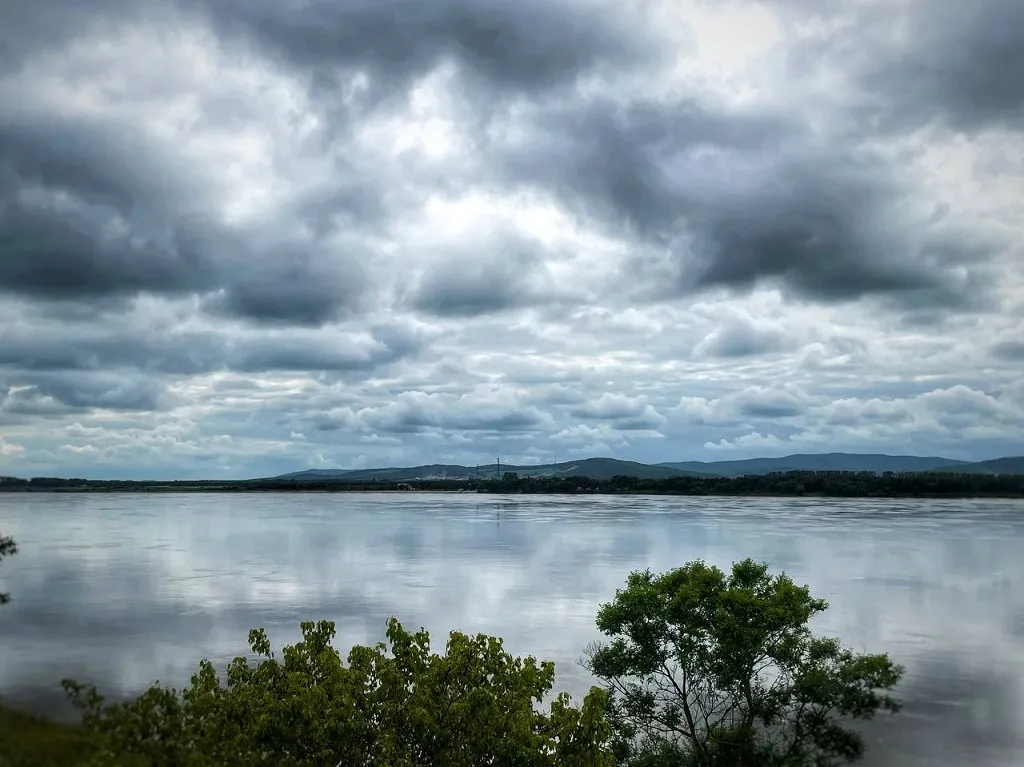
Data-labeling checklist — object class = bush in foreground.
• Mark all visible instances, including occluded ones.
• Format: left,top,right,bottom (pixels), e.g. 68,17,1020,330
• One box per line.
586,558,904,766
54,558,903,767
63,618,614,767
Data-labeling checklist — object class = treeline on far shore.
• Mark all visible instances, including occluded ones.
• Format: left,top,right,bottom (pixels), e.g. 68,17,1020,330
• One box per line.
2,470,1023,497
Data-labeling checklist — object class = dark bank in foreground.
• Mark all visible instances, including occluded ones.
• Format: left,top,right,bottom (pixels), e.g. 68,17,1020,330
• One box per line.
0,553,901,767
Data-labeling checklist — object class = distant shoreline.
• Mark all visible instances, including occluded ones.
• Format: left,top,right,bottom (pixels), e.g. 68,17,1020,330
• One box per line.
3,473,1023,500
4,490,1023,499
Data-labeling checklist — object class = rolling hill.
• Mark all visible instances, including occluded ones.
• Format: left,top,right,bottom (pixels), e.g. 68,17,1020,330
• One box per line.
657,453,971,477
507,458,712,480
274,468,358,479
273,453,1024,483
927,456,1024,475
276,465,472,481
275,457,711,482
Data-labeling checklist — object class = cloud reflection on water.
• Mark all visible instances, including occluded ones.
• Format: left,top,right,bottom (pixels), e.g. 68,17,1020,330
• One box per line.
0,492,1022,765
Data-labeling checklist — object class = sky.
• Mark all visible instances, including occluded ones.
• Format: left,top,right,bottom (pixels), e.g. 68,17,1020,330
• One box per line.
0,0,1022,480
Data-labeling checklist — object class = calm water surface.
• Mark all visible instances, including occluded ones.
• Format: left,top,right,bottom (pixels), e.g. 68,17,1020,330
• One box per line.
1,493,1022,766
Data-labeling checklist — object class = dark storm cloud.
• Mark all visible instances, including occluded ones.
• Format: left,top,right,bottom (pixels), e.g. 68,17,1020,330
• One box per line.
567,393,665,431
201,249,364,327
227,329,421,373
414,291,504,319
500,98,796,240
408,234,561,318
2,0,1004,332
373,408,543,435
0,112,182,216
0,112,219,300
310,389,550,435
0,317,424,378
215,244,367,326
4,372,169,412
0,202,211,299
0,108,368,324
991,340,1024,361
0,0,155,66
682,156,959,302
0,384,77,417
0,329,224,375
731,387,808,421
193,0,663,104
493,96,996,309
739,401,803,419
412,261,532,317
772,0,1024,135
858,0,1024,134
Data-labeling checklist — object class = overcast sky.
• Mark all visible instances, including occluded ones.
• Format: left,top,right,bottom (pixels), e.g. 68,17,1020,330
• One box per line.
0,0,1022,479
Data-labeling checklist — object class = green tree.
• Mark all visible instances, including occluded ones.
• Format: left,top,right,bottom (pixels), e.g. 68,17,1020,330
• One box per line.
63,618,615,767
0,533,15,605
585,559,903,767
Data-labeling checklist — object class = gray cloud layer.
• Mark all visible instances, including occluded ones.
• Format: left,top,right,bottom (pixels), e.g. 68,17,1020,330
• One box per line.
0,0,1022,477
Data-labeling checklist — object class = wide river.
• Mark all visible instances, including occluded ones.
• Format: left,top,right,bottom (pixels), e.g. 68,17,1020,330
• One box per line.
0,493,1022,765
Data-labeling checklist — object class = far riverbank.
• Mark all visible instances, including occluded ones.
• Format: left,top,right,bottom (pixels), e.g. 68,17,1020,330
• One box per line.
2,469,1023,498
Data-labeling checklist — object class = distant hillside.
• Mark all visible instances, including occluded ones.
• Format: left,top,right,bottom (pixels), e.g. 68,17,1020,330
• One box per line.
273,453,1024,483
927,456,1024,475
274,468,357,479
275,457,711,482
275,464,462,482
657,453,970,477
508,458,711,481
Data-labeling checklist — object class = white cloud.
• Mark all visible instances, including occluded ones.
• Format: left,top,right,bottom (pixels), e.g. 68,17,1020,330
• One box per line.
0,436,25,457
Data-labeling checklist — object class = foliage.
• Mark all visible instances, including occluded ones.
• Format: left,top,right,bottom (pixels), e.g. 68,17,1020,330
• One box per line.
62,618,614,767
5,469,1021,496
0,533,15,605
585,559,903,767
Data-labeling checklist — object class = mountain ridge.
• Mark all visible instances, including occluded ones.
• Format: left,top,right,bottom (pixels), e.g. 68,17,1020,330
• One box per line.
274,453,1024,481
926,456,1024,475
277,457,712,482
656,452,972,478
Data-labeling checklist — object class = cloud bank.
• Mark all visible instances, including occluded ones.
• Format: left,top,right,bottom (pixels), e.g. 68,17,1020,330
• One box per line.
0,0,1022,478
